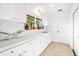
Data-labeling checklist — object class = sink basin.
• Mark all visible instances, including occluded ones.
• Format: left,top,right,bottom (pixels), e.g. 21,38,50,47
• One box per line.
0,30,25,41
0,32,9,40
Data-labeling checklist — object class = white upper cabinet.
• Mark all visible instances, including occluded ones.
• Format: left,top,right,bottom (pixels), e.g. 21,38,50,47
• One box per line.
0,3,27,22
15,4,27,22
0,3,15,21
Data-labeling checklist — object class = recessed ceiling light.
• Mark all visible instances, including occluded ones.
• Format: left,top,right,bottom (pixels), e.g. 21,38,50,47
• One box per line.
49,4,54,8
34,7,45,15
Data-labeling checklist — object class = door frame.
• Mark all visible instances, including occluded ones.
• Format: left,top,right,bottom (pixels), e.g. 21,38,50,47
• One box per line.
73,8,78,55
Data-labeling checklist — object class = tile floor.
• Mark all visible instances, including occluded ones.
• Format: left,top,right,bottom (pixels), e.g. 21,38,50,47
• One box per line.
40,41,74,56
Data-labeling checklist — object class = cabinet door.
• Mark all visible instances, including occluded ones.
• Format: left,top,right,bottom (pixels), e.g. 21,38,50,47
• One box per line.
22,41,34,56
15,4,26,22
40,35,47,53
40,34,51,52
33,34,52,56
0,3,15,20
0,42,34,56
33,37,41,56
0,46,22,56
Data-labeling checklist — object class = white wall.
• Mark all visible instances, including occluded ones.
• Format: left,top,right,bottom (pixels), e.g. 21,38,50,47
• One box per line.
47,12,73,48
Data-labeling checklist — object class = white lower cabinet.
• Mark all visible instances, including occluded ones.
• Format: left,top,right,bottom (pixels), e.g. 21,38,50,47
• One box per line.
0,33,52,56
0,46,23,56
0,41,34,56
33,33,52,56
22,41,34,56
33,37,41,56
40,34,52,53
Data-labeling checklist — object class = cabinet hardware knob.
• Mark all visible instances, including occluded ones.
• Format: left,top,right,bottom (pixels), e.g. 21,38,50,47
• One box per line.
19,54,22,56
12,17,15,19
24,50,27,53
29,43,31,45
11,51,14,53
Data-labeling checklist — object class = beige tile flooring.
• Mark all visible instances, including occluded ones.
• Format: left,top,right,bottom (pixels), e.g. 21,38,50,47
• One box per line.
40,41,74,56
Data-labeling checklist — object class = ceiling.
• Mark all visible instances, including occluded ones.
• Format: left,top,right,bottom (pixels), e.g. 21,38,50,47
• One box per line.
25,3,75,16
0,3,78,20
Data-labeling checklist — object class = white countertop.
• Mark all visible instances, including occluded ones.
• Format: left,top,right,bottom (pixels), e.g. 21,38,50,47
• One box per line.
0,19,50,53
0,19,24,33
0,30,47,53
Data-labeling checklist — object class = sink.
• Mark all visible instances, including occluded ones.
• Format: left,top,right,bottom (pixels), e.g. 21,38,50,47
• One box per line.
0,32,9,41
0,30,25,41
